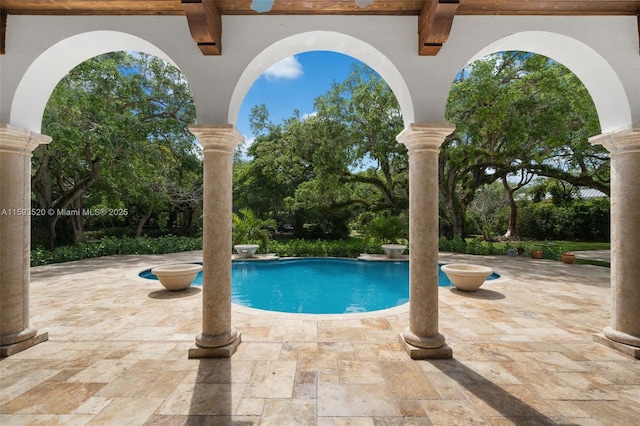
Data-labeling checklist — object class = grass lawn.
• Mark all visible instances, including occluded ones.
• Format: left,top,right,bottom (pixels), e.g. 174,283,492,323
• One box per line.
553,241,610,251
464,239,609,252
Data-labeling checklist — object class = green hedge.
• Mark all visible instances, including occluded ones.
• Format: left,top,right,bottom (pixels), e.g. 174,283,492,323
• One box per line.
518,198,610,241
31,235,202,266
32,234,573,267
268,239,383,258
438,236,503,256
31,236,386,266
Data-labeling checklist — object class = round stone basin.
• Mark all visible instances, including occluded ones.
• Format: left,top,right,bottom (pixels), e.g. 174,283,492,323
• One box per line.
151,263,203,291
440,263,493,292
381,244,407,259
234,244,259,258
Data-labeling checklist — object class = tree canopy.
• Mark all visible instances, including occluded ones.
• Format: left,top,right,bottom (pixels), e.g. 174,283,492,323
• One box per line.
34,51,200,248
233,64,406,238
442,51,605,238
35,50,607,247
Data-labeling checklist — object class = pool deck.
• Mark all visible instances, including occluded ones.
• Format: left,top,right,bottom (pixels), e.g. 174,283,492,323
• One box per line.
1,251,639,425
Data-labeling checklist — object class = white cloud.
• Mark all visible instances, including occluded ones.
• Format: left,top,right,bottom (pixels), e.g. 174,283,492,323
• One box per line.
263,56,303,81
237,136,256,160
302,111,317,120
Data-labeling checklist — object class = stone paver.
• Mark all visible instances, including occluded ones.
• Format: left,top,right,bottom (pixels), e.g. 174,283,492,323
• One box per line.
1,251,639,425
573,249,611,263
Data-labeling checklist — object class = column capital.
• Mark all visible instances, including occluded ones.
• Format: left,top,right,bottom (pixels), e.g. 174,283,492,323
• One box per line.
396,123,455,153
0,124,52,156
189,124,244,154
589,124,640,154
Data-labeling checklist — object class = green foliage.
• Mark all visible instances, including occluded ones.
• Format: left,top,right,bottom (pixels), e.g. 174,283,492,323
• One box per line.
555,241,610,251
442,51,605,238
31,235,202,266
269,239,382,258
538,241,563,261
232,208,276,251
466,182,509,240
234,63,407,240
364,214,408,245
517,198,610,241
438,236,502,256
35,51,199,248
438,236,468,253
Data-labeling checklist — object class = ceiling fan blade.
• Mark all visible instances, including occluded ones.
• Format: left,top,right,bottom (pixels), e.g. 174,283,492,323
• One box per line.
250,0,274,13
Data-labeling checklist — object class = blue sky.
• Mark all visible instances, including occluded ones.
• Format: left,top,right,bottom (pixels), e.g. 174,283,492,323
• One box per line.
236,51,364,143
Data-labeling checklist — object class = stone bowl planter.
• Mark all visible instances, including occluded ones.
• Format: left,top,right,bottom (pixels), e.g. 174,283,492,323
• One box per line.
381,244,407,259
441,263,493,292
151,264,202,291
234,244,259,258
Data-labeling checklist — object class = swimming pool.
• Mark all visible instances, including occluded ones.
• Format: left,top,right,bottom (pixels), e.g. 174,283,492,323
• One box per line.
139,258,499,314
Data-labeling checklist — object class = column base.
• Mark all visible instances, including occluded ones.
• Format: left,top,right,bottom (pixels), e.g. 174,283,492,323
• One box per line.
593,333,640,360
0,332,48,357
399,333,452,360
189,333,241,359
603,326,640,347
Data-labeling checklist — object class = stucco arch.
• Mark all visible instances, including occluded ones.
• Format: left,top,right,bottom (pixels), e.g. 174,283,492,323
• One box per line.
228,30,415,128
465,30,633,134
10,30,179,133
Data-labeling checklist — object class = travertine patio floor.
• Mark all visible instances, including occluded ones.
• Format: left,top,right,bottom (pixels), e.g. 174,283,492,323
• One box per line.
1,251,639,425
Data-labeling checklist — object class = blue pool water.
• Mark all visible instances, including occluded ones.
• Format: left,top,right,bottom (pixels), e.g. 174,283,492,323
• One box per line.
140,258,499,314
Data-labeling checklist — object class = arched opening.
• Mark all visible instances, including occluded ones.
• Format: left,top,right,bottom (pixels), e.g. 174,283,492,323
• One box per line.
228,30,414,128
465,31,632,134
10,31,179,133
233,51,408,244
441,50,607,243
447,32,640,356
1,31,195,356
33,50,199,250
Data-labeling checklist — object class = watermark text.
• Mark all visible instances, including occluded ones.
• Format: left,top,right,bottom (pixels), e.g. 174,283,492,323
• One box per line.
1,208,128,217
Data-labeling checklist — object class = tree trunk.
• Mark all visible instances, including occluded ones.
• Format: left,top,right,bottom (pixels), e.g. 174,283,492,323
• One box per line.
46,215,60,250
67,197,86,242
443,189,466,238
293,209,304,238
136,206,154,238
502,176,518,239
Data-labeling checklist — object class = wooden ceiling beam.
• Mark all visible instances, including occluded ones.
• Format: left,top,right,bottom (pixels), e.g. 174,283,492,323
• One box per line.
418,0,459,55
1,12,6,55
182,0,221,55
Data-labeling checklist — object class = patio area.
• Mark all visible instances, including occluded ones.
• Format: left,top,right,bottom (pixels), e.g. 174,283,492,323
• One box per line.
1,251,638,425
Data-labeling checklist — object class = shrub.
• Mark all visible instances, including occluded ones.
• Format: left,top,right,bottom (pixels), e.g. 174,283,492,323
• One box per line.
269,239,383,258
539,241,563,261
363,214,408,245
232,208,276,252
31,235,202,266
438,236,467,253
438,236,502,256
517,198,609,241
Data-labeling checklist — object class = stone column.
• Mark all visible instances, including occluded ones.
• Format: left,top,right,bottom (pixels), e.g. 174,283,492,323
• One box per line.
0,124,51,357
397,123,454,359
188,124,242,358
591,125,640,359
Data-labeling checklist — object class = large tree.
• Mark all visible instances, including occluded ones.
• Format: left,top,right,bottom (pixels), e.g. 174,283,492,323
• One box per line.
443,51,604,238
311,64,407,213
234,64,407,237
34,51,198,248
233,106,313,236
